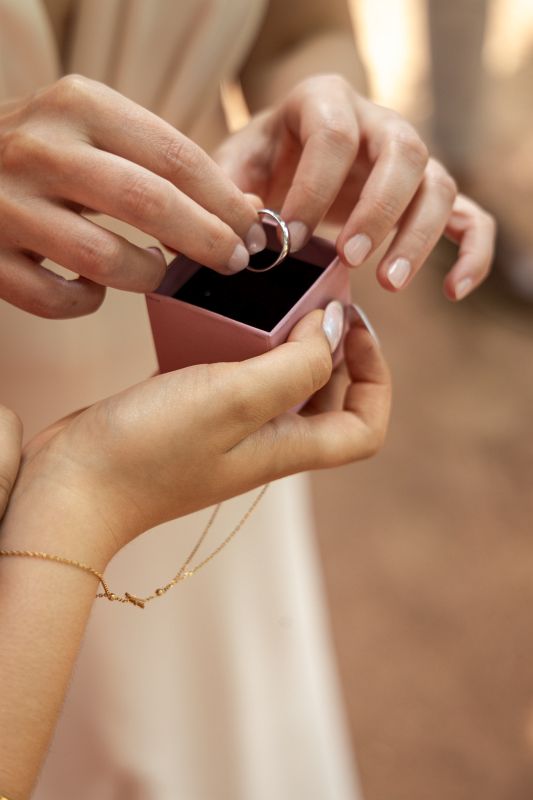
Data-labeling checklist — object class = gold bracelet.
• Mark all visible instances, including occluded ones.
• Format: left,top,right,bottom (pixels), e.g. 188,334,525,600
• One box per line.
0,485,269,609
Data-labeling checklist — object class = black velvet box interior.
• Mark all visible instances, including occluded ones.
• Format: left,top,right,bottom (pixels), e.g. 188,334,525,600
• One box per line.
173,249,323,332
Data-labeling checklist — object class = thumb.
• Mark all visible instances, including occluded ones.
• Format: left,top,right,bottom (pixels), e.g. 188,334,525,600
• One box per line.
223,307,337,444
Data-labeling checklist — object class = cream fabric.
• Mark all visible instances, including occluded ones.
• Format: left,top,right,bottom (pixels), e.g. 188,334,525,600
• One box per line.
0,1,361,797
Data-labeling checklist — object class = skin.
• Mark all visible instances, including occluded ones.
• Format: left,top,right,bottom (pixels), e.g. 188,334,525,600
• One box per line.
0,76,267,318
0,309,390,799
0,5,496,793
216,74,496,300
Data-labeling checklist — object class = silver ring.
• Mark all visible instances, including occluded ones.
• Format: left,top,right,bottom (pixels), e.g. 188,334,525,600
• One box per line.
246,208,291,272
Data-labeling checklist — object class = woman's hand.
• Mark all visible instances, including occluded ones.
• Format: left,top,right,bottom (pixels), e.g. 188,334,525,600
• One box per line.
215,74,496,301
7,306,390,563
0,75,267,319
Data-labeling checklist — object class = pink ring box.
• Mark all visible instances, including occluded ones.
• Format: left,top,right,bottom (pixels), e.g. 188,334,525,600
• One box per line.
146,224,351,374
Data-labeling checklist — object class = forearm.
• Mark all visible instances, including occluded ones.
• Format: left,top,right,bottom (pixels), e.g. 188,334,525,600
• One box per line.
0,488,111,800
241,28,368,111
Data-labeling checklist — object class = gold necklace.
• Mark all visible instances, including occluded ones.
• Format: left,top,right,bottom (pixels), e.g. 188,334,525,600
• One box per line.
0,484,269,609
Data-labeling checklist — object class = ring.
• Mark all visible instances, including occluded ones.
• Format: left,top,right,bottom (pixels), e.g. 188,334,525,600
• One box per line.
246,208,291,272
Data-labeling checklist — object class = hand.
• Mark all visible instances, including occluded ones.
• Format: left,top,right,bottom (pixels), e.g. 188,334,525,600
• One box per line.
215,74,495,301
0,75,267,319
9,306,390,562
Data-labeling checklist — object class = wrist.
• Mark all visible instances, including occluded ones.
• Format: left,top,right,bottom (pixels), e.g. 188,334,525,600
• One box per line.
1,474,120,573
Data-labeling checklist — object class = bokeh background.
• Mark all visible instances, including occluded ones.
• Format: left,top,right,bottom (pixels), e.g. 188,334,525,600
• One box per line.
310,1,533,798
1,1,532,797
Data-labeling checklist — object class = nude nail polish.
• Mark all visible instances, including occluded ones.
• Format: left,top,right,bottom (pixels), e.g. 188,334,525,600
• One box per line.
387,257,411,289
227,243,250,272
288,221,309,252
455,277,474,300
344,234,372,267
245,223,267,255
322,300,345,353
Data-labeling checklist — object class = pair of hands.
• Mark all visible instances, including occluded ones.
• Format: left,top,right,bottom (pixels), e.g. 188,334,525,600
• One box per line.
0,73,494,318
0,73,494,563
0,307,390,564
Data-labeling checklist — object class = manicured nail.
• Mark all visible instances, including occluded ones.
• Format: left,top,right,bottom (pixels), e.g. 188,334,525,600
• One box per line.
348,303,380,346
455,276,474,300
322,300,345,353
146,246,167,266
344,233,372,267
288,221,309,252
245,223,267,255
227,243,250,272
387,257,411,289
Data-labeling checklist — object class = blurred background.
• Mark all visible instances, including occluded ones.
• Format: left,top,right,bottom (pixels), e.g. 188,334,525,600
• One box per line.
1,1,532,797
310,1,533,798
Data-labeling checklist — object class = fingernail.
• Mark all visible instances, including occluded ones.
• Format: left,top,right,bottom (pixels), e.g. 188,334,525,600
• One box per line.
344,234,372,267
455,276,474,300
322,300,345,353
347,303,380,346
146,246,167,266
245,223,267,255
228,243,250,272
387,257,411,289
288,221,309,252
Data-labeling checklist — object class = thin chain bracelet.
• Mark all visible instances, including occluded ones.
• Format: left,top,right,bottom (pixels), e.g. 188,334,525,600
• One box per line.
0,484,269,609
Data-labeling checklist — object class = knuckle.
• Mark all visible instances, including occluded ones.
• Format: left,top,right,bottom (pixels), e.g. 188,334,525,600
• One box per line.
364,192,399,227
75,233,121,279
482,209,497,234
123,174,168,224
162,135,197,179
0,128,40,171
43,74,94,111
319,117,358,153
387,124,429,169
203,223,232,260
303,72,350,96
426,161,457,199
291,177,328,207
209,363,264,427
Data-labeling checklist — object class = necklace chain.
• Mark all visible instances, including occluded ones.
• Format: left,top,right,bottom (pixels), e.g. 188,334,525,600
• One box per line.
0,484,269,609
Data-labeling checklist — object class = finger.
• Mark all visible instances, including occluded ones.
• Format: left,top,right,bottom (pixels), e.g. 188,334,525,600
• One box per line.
337,106,429,268
209,308,334,449
214,115,276,199
376,159,457,291
0,250,105,318
302,361,350,414
0,406,23,518
8,203,168,292
48,76,265,254
279,77,360,252
227,321,391,480
442,194,496,301
50,148,256,273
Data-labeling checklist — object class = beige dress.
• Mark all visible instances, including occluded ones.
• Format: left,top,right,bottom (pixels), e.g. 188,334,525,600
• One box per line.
0,2,361,797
